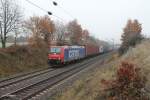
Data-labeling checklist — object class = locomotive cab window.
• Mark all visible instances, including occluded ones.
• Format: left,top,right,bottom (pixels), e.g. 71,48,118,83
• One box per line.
50,48,61,54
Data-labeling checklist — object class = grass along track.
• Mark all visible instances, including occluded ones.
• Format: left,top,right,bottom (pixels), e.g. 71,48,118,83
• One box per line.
10,57,99,100
0,53,111,100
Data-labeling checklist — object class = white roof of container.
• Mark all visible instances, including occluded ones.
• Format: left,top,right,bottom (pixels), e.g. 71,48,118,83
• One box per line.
50,45,85,48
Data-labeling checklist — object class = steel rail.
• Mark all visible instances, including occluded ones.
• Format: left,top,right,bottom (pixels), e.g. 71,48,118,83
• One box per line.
0,56,101,100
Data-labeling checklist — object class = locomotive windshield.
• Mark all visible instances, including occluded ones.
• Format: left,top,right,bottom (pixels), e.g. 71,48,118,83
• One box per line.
50,48,61,54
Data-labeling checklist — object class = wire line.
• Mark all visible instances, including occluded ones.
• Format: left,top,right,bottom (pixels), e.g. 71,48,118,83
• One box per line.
51,0,75,19
25,0,47,12
25,0,65,22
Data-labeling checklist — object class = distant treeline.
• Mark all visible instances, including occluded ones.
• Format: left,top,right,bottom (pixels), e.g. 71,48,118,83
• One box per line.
0,36,27,43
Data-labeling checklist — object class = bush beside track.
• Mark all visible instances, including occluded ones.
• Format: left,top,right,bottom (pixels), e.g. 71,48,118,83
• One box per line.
0,44,48,78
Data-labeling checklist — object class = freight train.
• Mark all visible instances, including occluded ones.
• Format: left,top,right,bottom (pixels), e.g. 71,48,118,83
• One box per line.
48,44,104,65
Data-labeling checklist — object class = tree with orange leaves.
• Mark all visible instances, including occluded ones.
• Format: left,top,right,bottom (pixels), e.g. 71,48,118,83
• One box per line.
24,15,55,45
67,20,83,45
119,19,143,55
39,16,55,44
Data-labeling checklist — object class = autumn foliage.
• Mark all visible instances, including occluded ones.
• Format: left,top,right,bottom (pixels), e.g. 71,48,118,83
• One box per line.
101,62,148,100
24,15,103,47
24,15,55,46
119,19,143,55
67,20,83,45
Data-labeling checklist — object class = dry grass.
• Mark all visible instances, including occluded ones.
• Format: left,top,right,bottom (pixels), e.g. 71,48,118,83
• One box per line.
121,39,150,87
0,44,48,78
53,39,150,100
53,53,119,100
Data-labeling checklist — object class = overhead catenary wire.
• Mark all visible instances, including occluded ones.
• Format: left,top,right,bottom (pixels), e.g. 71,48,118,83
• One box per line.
57,5,75,19
52,1,75,20
25,0,47,12
25,0,65,22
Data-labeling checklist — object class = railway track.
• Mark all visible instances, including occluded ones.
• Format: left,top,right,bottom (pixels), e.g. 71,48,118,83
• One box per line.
0,68,49,83
0,53,110,100
0,68,55,98
0,68,54,88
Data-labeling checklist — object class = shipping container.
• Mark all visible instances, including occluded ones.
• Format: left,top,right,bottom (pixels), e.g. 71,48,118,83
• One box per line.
99,45,104,53
64,46,85,62
85,45,100,56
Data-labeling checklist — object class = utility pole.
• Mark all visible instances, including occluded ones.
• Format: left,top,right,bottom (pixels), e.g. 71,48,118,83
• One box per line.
111,38,114,50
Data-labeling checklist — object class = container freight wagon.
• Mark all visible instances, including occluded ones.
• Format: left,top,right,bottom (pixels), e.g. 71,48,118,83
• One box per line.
85,44,100,56
48,46,85,65
64,46,85,62
99,45,104,54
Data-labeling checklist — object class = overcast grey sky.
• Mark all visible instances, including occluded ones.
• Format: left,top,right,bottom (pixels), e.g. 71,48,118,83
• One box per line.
20,0,150,43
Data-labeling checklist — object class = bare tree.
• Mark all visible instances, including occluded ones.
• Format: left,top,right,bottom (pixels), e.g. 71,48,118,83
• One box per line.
82,29,90,44
0,0,22,48
54,21,68,45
